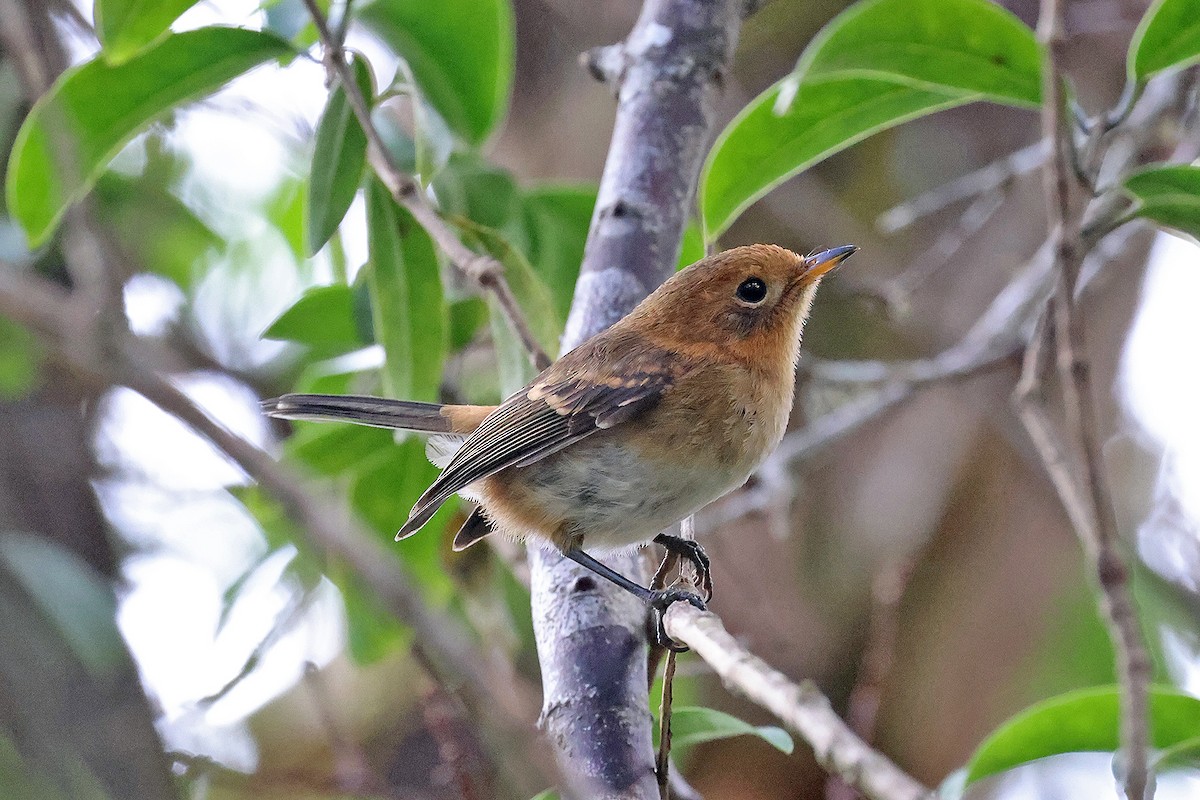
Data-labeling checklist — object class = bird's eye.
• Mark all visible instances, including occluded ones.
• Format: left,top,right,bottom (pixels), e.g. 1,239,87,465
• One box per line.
735,277,768,305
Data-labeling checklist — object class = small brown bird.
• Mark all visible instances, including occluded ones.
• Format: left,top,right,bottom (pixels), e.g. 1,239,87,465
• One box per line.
264,243,855,645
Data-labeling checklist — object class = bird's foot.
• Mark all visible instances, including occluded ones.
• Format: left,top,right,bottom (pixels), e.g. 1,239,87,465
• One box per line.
653,534,713,602
648,587,706,652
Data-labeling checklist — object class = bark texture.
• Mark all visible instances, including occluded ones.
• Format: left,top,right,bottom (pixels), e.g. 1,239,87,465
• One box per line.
529,0,745,795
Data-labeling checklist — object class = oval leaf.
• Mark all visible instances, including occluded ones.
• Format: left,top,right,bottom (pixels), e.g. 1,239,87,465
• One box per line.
964,685,1200,785
521,185,596,321
94,0,202,62
1130,0,1200,80
1123,164,1200,241
357,0,514,144
364,180,446,402
307,53,374,256
263,284,370,354
793,0,1042,105
666,706,794,755
6,26,291,247
700,0,1041,240
702,79,975,241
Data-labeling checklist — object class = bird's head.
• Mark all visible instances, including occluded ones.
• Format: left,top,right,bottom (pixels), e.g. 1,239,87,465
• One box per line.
635,244,856,358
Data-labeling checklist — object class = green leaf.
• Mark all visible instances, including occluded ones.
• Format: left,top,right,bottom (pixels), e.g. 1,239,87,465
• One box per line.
1129,0,1200,79
527,792,559,800
92,171,223,290
702,80,974,241
94,0,202,62
433,155,519,230
357,0,514,144
448,297,488,350
0,316,40,399
457,219,561,358
1122,164,1200,241
964,685,1200,785
338,568,409,664
520,184,595,321
0,534,124,676
306,53,374,256
700,0,1041,240
665,706,794,755
284,423,393,476
791,0,1041,106
365,180,447,402
341,439,456,662
1156,735,1200,774
263,284,370,354
677,219,705,270
6,27,291,246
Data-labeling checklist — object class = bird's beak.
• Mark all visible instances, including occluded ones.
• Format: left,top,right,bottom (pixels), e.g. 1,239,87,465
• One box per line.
799,245,857,282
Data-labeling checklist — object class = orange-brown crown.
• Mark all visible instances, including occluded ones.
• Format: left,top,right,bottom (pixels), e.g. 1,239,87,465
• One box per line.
626,244,855,354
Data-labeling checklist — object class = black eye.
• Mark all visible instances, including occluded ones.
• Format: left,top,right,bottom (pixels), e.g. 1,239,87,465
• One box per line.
736,277,767,304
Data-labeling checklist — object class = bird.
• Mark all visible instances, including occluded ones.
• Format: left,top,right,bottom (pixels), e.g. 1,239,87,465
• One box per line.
263,243,856,647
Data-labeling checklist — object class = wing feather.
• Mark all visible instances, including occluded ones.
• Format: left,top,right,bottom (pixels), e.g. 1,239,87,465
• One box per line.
396,335,678,539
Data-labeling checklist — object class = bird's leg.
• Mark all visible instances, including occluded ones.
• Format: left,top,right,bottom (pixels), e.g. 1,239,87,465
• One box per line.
653,533,713,602
562,548,705,652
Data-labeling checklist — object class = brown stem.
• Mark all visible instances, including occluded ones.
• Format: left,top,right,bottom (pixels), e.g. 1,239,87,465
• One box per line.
301,0,551,371
1029,4,1152,798
656,650,678,800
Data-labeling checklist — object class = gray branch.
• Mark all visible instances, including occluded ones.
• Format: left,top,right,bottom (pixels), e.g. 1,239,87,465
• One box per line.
530,0,745,795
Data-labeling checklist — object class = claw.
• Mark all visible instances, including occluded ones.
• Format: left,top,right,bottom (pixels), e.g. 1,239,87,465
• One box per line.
649,587,706,651
654,534,714,602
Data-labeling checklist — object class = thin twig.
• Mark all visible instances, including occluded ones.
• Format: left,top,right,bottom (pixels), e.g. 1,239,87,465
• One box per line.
656,650,678,800
876,140,1048,234
662,603,929,800
300,0,551,371
825,557,920,800
1029,3,1152,797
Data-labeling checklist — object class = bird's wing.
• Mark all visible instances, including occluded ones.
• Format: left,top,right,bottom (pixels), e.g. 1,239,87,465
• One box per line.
397,337,678,539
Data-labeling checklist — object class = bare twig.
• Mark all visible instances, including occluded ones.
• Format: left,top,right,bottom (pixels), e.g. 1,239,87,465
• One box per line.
662,603,929,800
1023,3,1152,798
656,650,678,800
422,684,483,800
877,188,1005,313
300,0,551,371
825,558,920,800
876,140,1048,234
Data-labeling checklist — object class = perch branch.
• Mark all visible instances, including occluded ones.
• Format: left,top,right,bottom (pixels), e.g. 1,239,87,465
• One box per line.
662,603,929,800
301,0,551,370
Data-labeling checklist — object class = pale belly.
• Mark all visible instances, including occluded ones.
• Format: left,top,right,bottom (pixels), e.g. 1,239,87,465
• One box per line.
472,434,761,552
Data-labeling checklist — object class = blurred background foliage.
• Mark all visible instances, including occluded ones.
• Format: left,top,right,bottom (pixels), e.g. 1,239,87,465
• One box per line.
0,0,1198,798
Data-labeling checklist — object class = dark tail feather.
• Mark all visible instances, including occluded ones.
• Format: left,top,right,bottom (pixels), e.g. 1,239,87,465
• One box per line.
262,394,452,432
452,507,493,550
395,500,443,541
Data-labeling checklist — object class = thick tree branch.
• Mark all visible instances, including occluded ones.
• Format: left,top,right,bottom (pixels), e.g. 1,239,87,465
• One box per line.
301,0,551,371
663,602,930,800
531,1,744,795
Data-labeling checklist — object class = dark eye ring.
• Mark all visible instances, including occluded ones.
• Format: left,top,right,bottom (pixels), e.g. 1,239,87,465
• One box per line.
736,277,768,304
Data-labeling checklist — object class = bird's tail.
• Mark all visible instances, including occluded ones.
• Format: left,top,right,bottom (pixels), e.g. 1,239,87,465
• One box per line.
262,393,490,435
